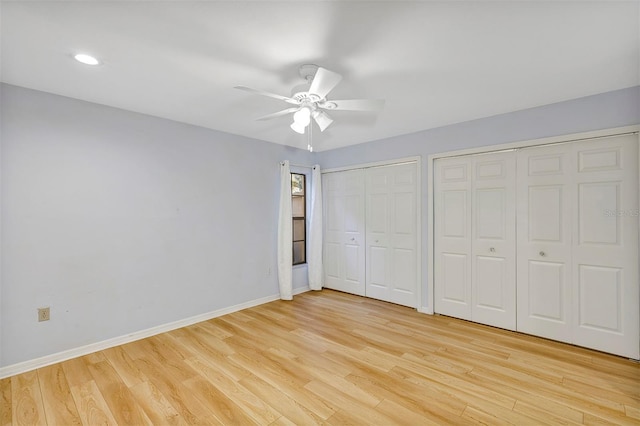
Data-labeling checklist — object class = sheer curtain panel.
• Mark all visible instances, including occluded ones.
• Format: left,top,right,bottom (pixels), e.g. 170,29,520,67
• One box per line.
277,161,293,300
308,165,323,290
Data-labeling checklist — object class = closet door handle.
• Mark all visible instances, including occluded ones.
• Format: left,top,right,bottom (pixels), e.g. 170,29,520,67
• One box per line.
489,247,496,253
539,251,546,257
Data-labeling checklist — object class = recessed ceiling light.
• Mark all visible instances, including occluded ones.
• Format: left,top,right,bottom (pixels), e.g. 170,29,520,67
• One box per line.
74,53,100,65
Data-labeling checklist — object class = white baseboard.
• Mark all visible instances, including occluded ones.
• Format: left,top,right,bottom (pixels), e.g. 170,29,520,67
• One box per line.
0,286,310,379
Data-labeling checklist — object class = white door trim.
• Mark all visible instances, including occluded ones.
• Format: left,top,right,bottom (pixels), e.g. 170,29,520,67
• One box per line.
323,156,421,174
427,125,640,315
322,156,422,310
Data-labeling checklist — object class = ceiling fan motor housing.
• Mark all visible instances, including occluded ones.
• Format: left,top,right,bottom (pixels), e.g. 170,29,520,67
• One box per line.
292,92,321,106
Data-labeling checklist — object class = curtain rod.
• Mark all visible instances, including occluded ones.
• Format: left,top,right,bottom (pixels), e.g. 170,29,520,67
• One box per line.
279,161,317,169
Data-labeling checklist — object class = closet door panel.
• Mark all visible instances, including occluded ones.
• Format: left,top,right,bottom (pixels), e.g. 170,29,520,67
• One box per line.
571,135,639,359
527,261,565,322
441,253,468,304
475,188,506,239
525,183,567,323
387,163,418,307
344,244,362,283
529,185,564,242
517,145,573,342
324,174,343,285
393,189,417,295
434,157,473,320
475,256,507,309
578,265,622,331
365,167,391,301
443,191,468,237
324,242,340,282
393,247,415,294
365,162,418,307
322,169,366,296
471,152,516,330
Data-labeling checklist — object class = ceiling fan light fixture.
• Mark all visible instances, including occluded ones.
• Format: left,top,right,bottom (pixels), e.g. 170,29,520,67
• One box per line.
290,120,306,134
292,107,311,126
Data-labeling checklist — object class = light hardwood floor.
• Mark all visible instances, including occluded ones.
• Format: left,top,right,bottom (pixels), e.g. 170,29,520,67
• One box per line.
2,289,639,425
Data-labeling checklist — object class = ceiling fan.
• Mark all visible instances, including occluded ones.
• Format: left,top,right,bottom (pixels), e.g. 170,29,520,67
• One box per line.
234,64,384,135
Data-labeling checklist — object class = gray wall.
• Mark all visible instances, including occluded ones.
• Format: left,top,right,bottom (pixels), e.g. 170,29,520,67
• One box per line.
316,86,639,168
315,86,640,308
1,83,638,367
0,84,313,366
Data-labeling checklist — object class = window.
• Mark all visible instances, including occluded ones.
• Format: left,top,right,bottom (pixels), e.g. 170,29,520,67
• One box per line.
291,173,306,265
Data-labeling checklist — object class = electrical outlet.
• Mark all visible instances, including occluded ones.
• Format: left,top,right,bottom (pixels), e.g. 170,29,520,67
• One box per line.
38,307,50,322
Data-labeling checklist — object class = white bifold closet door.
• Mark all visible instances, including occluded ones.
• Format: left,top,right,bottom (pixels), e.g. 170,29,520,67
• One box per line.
323,162,418,307
434,133,639,358
323,169,366,296
515,143,573,342
365,163,418,307
517,134,639,359
434,151,517,330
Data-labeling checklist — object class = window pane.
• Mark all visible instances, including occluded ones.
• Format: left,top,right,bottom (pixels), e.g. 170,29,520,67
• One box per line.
291,174,305,195
293,241,306,264
292,196,305,217
291,173,306,265
293,219,305,241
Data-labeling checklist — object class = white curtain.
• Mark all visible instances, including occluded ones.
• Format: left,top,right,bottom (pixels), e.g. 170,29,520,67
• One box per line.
308,165,323,290
277,161,293,300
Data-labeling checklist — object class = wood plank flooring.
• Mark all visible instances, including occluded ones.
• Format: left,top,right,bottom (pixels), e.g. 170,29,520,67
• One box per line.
2,289,639,425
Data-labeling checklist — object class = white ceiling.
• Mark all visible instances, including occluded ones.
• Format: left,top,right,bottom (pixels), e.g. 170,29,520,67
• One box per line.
1,1,638,152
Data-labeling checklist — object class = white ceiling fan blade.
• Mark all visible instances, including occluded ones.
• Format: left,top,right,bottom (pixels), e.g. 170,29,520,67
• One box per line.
234,86,299,105
256,107,299,121
308,67,343,99
312,110,333,132
325,99,385,111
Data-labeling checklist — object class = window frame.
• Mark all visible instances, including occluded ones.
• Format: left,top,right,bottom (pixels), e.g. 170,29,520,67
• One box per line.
291,172,307,265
